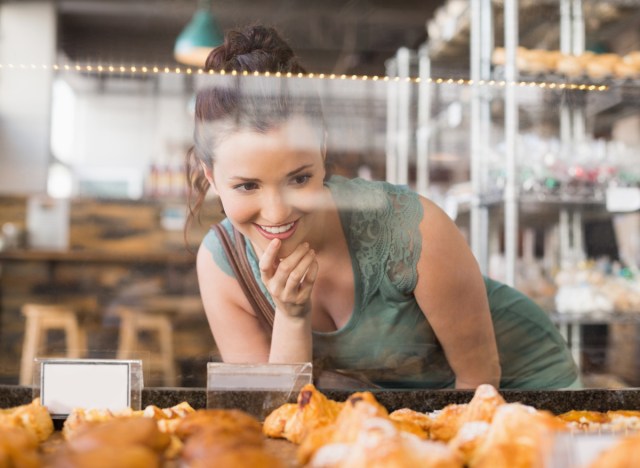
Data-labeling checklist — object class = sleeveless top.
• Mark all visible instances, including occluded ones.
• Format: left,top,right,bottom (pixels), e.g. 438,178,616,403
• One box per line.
202,175,579,389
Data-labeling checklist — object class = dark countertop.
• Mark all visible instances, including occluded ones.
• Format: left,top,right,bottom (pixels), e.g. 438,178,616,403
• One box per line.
3,384,640,414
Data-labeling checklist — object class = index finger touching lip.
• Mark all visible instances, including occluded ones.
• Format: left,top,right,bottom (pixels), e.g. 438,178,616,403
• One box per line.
259,239,281,272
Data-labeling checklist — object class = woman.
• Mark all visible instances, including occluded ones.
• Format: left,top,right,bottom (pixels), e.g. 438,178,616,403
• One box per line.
186,25,579,389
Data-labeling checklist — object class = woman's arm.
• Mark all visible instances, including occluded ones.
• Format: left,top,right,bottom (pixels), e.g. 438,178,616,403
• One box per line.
197,242,271,363
258,239,317,364
414,197,501,389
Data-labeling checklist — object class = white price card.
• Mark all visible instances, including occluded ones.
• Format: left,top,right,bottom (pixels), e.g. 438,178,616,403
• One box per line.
38,359,141,417
606,187,640,212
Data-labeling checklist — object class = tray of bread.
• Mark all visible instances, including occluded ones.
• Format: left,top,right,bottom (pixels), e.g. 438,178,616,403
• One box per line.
2,383,640,467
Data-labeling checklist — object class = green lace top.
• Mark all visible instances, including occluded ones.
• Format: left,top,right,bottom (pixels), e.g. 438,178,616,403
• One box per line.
203,175,578,389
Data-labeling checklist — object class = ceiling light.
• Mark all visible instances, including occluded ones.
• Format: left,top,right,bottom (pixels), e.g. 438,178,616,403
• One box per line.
174,0,223,67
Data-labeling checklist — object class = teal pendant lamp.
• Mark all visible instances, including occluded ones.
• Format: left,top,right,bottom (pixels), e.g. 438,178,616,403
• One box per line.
174,0,223,67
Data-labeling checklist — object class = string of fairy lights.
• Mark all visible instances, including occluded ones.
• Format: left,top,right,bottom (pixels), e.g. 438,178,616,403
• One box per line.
0,62,611,91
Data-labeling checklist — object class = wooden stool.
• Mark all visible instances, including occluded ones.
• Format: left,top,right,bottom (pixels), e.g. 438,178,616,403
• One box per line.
116,307,177,387
20,304,86,385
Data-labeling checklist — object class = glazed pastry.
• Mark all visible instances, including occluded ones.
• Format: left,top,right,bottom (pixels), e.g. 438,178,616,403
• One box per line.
262,403,297,438
430,383,507,443
178,409,282,468
63,401,195,439
448,421,491,465
430,404,469,442
309,417,462,468
297,424,338,466
262,384,343,444
557,409,609,430
48,417,170,468
0,398,54,442
0,426,41,468
613,61,639,79
297,391,429,465
588,432,640,468
46,445,161,468
174,408,263,440
181,429,281,468
297,390,389,464
186,445,284,468
66,417,171,453
492,47,506,66
462,384,506,425
388,407,433,433
143,401,196,434
469,403,567,468
330,392,389,442
556,55,584,78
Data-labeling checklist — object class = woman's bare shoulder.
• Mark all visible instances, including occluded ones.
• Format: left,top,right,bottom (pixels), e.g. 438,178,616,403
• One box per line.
196,241,256,318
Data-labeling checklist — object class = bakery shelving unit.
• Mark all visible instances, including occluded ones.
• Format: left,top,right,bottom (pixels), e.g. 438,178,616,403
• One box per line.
383,0,640,383
477,0,640,380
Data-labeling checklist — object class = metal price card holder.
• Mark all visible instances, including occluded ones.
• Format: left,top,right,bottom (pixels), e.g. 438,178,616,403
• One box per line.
33,358,143,419
206,362,313,421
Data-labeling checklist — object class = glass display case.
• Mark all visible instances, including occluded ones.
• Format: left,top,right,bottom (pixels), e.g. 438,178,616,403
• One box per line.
1,0,640,392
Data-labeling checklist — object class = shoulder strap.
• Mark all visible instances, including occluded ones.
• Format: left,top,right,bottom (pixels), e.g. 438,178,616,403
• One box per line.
212,224,275,333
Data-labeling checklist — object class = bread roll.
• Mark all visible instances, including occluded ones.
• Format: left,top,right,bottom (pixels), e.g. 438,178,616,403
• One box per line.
66,417,170,453
556,55,584,78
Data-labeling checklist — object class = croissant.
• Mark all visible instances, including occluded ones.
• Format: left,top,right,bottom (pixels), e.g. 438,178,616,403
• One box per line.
0,426,41,468
263,383,343,444
469,403,567,468
309,417,462,468
0,398,54,442
588,432,640,468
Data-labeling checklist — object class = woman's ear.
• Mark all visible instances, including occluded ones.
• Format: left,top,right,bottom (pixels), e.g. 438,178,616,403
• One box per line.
200,161,218,195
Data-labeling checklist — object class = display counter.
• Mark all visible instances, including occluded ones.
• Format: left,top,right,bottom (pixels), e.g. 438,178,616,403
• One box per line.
3,384,640,414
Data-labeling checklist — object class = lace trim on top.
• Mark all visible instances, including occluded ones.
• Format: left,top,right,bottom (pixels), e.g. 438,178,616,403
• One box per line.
329,176,423,304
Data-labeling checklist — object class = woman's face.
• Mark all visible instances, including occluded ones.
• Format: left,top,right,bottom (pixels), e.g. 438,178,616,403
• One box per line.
209,117,327,257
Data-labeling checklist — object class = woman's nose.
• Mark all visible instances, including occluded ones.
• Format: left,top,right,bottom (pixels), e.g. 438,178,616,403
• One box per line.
261,190,292,223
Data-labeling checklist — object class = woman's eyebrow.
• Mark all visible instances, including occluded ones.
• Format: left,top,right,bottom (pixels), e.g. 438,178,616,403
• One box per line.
287,164,314,176
228,175,259,182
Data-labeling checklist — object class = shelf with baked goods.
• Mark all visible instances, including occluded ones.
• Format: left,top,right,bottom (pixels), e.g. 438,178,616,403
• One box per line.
427,0,640,71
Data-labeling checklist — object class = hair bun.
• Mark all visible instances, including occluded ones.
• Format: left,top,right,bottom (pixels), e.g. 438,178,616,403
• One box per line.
205,25,306,74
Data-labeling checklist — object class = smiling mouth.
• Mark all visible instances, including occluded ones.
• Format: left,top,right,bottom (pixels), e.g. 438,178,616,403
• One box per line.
258,222,296,234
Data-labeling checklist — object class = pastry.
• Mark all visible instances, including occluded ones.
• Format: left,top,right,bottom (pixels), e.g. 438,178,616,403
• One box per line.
388,409,431,438
46,445,161,468
297,390,429,465
0,426,41,468
0,398,54,442
462,383,506,424
588,432,640,468
63,401,195,440
469,403,567,468
309,417,462,468
556,54,584,78
448,421,491,464
177,409,282,468
174,408,263,440
262,403,297,438
263,383,343,444
430,403,469,442
65,417,171,453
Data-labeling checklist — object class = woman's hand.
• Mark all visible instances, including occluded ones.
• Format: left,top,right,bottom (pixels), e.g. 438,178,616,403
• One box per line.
259,239,319,319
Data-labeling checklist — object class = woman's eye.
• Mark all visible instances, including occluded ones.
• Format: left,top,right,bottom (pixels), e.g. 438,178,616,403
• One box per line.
292,174,311,185
234,182,258,192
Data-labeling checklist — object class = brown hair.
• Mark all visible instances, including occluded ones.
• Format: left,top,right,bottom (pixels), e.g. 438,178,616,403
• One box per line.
184,25,326,245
